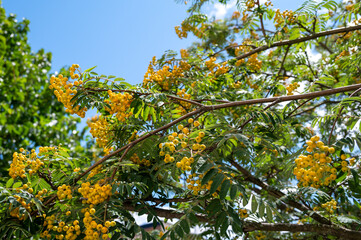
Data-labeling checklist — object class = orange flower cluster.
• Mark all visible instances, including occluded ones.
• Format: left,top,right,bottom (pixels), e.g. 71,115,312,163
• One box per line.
130,153,151,167
105,90,133,122
204,57,229,75
159,119,206,172
143,56,191,90
9,148,45,179
286,82,300,95
49,65,87,118
88,116,114,149
293,136,342,188
78,182,112,205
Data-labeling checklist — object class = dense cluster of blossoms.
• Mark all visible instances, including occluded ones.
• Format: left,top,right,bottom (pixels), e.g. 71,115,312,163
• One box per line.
8,147,54,178
49,64,87,118
238,208,248,218
87,116,114,150
104,90,133,122
286,82,300,95
293,135,353,188
143,53,191,90
78,182,112,205
159,119,206,172
204,57,229,76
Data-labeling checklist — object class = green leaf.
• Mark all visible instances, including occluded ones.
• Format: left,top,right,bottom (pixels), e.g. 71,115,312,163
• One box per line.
210,174,225,194
258,201,265,218
180,220,190,234
6,178,14,188
230,185,237,200
219,179,231,199
266,205,273,222
13,182,22,189
175,225,184,238
251,195,258,213
84,66,97,72
201,168,217,186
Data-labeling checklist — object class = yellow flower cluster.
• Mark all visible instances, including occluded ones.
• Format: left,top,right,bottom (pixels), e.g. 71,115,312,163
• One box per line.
180,49,189,59
159,119,206,172
87,165,102,179
335,50,349,61
39,146,57,155
175,25,188,39
88,116,114,150
232,81,242,89
34,187,48,201
82,209,115,240
247,54,262,71
9,195,31,219
9,149,45,179
69,64,80,79
57,184,72,200
231,11,241,19
293,136,339,188
235,59,245,67
143,56,191,90
274,9,295,28
176,88,192,114
255,233,267,240
204,57,229,76
9,206,25,220
286,82,300,95
105,90,133,122
130,153,151,167
186,173,212,195
78,182,112,205
41,215,82,240
238,209,248,218
49,66,87,118
175,20,206,39
321,199,337,214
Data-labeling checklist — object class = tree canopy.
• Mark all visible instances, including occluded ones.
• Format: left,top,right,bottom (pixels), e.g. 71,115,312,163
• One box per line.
0,3,86,177
1,0,361,239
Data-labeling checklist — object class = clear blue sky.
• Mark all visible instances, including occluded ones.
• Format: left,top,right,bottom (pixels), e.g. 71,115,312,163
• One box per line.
3,0,304,85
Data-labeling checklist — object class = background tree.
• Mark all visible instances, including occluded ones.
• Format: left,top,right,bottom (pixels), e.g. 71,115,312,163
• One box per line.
1,0,361,239
0,3,87,177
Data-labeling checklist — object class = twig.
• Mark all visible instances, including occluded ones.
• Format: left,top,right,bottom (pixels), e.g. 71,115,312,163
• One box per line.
328,87,361,145
256,0,266,38
235,25,361,60
110,144,133,182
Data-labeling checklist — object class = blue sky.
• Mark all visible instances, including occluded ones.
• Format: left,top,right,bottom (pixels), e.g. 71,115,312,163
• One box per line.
3,0,304,85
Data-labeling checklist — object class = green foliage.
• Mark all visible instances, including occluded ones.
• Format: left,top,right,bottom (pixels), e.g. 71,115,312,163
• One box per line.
1,0,361,239
0,5,86,176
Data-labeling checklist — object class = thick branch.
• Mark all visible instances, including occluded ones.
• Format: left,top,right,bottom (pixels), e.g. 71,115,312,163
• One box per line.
208,83,361,111
243,222,361,240
123,202,361,239
235,25,361,60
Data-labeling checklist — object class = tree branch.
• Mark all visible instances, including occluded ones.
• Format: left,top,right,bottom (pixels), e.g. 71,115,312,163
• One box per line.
328,87,361,145
243,222,361,240
235,25,361,60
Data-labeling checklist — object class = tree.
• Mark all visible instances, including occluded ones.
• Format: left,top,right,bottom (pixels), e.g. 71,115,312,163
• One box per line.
0,3,86,177
1,0,361,239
